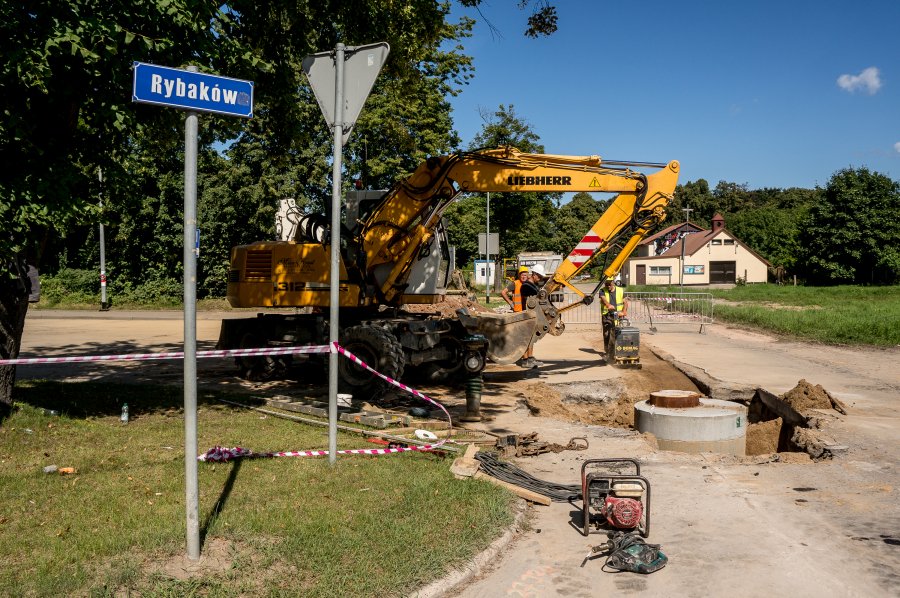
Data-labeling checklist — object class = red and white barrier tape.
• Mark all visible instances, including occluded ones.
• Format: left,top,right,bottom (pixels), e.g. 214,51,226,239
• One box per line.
2,338,455,460
197,343,453,462
332,342,452,424
197,342,453,461
0,344,332,366
199,444,442,462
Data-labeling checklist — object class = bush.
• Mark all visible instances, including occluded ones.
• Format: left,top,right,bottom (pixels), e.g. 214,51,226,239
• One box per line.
38,268,98,306
124,278,183,305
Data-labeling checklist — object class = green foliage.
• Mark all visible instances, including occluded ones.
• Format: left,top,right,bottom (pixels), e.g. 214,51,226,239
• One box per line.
35,269,182,308
36,268,98,305
454,105,557,260
727,205,810,272
7,1,477,302
0,0,232,266
799,168,900,285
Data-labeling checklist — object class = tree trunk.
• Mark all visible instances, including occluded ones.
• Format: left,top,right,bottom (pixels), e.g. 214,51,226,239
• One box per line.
0,278,29,419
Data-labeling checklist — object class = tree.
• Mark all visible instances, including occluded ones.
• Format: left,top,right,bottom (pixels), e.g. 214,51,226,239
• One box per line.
799,168,900,285
668,179,713,228
459,0,558,38
468,105,555,258
727,206,809,274
0,0,241,416
0,0,477,415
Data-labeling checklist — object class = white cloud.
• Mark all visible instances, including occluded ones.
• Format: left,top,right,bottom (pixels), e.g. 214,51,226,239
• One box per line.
837,67,882,94
895,142,900,153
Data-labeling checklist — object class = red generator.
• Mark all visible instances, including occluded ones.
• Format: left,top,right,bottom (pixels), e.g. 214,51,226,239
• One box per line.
580,458,651,537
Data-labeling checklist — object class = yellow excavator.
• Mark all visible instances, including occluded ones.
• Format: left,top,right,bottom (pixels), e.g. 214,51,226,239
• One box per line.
218,147,679,392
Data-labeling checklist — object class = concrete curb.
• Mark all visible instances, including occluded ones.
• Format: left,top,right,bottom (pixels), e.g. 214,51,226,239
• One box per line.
409,499,530,598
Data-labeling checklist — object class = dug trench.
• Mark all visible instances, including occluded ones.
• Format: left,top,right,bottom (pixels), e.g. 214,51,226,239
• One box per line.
502,341,850,463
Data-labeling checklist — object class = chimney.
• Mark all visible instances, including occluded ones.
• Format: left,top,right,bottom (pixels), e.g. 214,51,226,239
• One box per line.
711,213,725,232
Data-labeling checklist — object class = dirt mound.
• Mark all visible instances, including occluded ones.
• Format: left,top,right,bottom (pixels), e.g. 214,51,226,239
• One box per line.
521,380,637,428
402,294,492,318
746,417,782,456
518,343,703,429
780,379,847,414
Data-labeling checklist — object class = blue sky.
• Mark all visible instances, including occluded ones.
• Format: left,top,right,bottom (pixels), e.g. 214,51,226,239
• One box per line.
447,0,900,190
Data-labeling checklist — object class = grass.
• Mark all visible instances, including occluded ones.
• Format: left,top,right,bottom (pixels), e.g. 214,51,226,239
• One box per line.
633,284,900,346
0,382,514,597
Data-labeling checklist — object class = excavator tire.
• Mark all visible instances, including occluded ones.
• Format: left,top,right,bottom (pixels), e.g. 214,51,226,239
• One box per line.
415,338,465,383
338,325,405,397
236,332,289,381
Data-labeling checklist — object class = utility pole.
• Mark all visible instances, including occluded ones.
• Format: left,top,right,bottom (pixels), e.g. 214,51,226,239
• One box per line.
98,168,109,310
485,192,490,303
680,205,693,291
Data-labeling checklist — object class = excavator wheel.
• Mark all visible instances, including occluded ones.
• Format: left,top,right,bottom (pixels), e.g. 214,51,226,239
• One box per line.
236,332,289,381
338,325,405,397
416,338,464,384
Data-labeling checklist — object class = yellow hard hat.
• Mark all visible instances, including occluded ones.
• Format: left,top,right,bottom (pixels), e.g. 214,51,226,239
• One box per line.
517,265,529,274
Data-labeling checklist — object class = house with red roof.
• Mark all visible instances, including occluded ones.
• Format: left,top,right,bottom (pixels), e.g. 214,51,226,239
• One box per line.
623,214,770,286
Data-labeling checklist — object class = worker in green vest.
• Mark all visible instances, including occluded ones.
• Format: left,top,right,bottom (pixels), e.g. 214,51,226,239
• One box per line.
600,277,629,350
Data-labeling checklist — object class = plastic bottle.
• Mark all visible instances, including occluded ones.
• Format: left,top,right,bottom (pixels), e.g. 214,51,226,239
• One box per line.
121,403,129,423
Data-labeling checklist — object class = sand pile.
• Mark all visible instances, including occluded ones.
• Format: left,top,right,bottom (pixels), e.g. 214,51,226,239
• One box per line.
402,294,492,318
779,379,847,414
746,417,783,455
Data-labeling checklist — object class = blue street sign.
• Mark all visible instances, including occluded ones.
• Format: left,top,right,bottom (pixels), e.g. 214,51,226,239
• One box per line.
132,62,253,118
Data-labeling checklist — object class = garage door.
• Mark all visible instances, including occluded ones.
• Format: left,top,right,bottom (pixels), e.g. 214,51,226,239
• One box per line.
709,261,736,284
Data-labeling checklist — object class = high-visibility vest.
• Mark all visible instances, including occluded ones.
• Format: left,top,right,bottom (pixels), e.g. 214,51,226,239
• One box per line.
602,287,624,314
512,280,524,312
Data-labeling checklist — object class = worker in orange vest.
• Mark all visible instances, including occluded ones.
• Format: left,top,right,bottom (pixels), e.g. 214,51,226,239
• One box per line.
502,265,530,312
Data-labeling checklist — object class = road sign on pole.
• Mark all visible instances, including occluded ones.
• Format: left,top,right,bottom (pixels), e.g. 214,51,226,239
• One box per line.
302,42,390,144
303,42,389,465
132,62,254,118
132,62,253,562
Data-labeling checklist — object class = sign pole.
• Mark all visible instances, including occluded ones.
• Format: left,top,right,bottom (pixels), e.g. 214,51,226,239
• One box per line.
302,41,389,466
98,168,109,310
680,205,692,292
133,60,252,562
183,67,200,561
327,44,346,465
485,193,490,303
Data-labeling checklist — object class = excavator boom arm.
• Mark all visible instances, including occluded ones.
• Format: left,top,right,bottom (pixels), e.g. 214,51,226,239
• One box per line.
360,147,680,303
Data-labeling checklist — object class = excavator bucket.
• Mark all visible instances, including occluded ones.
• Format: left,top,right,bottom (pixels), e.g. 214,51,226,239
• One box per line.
457,310,539,364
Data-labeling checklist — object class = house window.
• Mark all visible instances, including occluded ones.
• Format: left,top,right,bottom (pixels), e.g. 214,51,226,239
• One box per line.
711,239,722,245
650,266,671,275
723,239,735,245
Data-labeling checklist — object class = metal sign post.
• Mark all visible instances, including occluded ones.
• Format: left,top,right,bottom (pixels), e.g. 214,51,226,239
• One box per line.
303,42,389,465
132,62,253,561
98,168,109,311
486,193,490,302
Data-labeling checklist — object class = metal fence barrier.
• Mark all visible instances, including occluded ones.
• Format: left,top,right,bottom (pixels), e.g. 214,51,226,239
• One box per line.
554,291,714,332
624,292,714,332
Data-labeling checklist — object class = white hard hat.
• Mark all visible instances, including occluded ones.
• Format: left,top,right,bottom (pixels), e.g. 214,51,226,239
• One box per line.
530,264,546,277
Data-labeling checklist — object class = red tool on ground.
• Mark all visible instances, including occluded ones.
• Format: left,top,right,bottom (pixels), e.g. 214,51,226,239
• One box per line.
580,458,651,537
